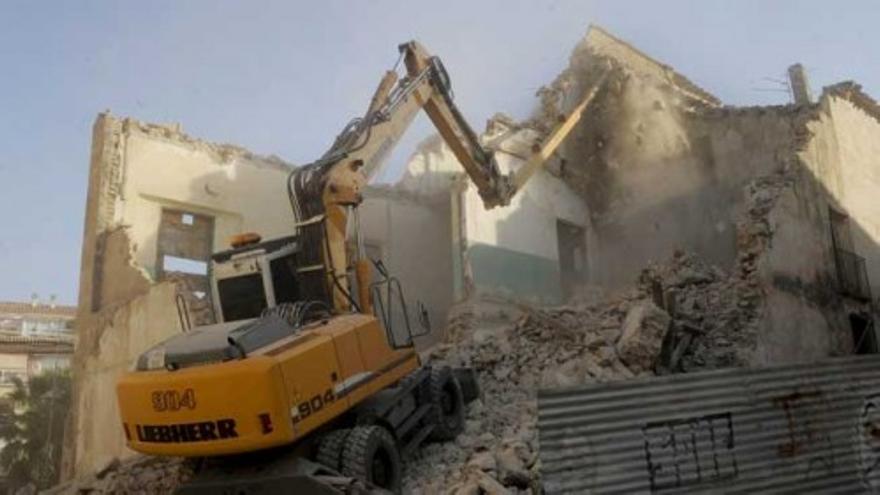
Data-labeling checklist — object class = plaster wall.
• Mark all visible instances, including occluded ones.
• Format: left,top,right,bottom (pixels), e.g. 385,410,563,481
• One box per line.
395,130,592,305
115,129,294,278
462,148,590,304
733,93,880,365
756,180,849,364
757,92,880,365
576,82,803,289
543,26,866,365
65,114,297,479
825,96,880,297
72,282,180,475
359,188,453,346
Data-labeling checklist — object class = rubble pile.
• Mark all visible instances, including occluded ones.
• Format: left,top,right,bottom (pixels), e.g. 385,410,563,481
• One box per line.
406,246,768,493
641,250,761,370
45,456,192,495
657,170,790,370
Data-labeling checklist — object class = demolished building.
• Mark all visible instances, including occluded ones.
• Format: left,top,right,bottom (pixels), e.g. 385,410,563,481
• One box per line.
59,24,880,493
61,107,581,477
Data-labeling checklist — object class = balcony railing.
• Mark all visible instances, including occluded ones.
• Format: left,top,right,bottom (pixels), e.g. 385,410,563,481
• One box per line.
834,248,872,301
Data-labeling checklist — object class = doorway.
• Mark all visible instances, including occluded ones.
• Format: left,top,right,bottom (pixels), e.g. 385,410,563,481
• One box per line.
556,219,587,301
850,313,878,355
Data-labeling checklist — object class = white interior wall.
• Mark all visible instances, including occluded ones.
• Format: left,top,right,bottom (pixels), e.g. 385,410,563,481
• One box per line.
462,152,589,261
119,133,295,276
827,97,880,296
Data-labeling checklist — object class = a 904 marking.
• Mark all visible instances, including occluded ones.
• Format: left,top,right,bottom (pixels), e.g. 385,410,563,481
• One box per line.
152,388,196,412
292,389,335,424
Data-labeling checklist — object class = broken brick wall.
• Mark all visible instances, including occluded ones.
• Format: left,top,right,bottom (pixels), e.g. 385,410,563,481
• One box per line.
542,30,802,290
532,26,875,367
762,88,880,364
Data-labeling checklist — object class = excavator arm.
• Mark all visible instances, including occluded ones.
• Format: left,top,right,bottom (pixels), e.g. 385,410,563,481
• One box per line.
399,41,513,207
288,41,603,313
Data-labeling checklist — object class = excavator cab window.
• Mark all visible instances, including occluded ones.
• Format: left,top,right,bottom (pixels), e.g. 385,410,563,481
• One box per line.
371,277,412,349
269,253,301,305
369,258,430,348
217,274,266,322
211,236,305,323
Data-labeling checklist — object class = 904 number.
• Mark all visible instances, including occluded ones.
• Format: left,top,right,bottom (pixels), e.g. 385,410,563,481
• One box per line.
293,389,335,424
151,388,196,412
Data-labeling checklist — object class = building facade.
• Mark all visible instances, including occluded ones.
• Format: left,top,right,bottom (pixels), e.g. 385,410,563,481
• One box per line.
0,301,75,397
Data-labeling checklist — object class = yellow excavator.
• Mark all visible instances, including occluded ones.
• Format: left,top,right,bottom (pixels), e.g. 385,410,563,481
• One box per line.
116,41,602,494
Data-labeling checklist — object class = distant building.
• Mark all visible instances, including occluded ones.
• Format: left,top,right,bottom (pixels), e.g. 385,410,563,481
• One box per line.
0,300,76,398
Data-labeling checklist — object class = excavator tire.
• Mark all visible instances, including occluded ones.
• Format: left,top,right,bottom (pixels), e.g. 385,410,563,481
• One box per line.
316,428,351,471
341,425,402,494
427,366,465,441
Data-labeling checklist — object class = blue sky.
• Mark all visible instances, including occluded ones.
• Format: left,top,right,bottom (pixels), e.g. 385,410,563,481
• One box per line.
1,0,878,305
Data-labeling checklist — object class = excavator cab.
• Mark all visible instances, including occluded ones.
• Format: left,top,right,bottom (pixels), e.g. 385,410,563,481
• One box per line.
210,234,308,324
135,230,427,373
207,232,425,348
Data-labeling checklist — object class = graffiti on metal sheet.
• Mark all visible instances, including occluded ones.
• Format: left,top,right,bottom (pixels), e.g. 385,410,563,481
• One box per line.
772,389,835,480
859,394,880,489
642,412,739,492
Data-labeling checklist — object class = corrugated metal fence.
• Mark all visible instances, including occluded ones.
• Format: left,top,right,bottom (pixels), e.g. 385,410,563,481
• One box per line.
538,355,880,494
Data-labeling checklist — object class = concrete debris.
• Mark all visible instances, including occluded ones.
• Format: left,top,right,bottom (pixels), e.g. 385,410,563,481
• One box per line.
616,301,671,372
641,250,762,370
405,243,767,492
399,29,791,484
44,456,192,495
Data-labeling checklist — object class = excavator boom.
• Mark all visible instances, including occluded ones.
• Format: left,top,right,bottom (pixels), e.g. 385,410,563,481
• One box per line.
289,40,603,314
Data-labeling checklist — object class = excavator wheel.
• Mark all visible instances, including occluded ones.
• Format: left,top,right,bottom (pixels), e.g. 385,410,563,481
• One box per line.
341,425,402,494
316,428,351,472
427,366,465,441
